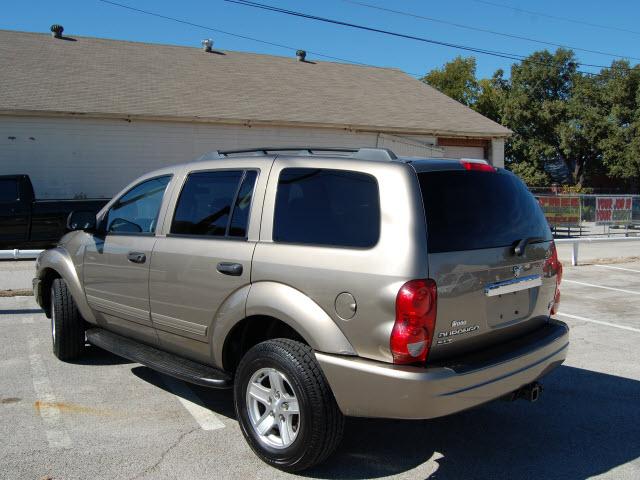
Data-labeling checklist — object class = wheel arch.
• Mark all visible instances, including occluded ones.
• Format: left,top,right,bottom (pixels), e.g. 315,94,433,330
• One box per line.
35,247,96,323
221,315,306,373
39,267,61,317
212,281,356,371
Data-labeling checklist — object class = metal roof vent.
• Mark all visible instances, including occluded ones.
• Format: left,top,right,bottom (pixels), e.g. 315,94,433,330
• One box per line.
296,49,306,62
202,38,213,52
50,24,64,38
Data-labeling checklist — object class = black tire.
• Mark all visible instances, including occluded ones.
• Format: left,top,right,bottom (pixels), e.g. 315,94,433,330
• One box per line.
50,278,85,361
234,339,344,472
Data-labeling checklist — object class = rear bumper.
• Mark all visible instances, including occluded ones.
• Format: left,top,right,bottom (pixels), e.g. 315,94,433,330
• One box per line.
316,319,569,419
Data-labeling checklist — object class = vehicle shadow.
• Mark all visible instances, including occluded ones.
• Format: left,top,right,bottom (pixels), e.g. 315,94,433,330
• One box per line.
0,308,44,314
304,365,640,479
68,345,134,366
130,366,236,420
123,362,640,479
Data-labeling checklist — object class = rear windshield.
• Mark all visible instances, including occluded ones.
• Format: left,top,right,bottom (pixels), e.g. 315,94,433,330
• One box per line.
417,170,551,253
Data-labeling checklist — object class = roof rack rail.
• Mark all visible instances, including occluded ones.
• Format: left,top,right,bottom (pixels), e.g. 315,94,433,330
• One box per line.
199,147,398,162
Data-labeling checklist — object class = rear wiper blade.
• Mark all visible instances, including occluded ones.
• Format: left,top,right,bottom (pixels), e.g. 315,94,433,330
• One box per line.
513,237,544,256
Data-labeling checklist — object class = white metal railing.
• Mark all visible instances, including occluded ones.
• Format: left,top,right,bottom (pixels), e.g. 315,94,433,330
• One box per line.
555,237,640,266
2,237,639,265
0,249,44,260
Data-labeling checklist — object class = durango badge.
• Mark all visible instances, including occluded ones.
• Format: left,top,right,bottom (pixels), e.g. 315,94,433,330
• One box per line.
437,321,480,341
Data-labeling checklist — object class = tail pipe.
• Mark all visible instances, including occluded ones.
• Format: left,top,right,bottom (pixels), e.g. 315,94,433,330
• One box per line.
503,381,543,403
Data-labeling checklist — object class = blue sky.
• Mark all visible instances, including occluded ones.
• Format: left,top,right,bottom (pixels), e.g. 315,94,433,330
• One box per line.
3,0,639,79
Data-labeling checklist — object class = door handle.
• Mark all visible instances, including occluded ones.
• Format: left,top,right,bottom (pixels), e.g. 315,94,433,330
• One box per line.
216,262,243,276
127,251,146,264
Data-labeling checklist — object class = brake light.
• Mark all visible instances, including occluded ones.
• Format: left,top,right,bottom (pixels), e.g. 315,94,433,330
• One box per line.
544,241,562,315
460,160,496,172
390,279,437,365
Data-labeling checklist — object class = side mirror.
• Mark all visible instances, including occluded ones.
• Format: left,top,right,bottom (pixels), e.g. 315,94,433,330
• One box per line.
67,211,97,232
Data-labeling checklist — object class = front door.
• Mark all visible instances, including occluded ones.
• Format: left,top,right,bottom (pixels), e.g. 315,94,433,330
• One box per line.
84,175,172,345
149,170,258,363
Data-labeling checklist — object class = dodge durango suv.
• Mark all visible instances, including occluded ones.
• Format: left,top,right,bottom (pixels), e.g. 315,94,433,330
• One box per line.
33,147,568,471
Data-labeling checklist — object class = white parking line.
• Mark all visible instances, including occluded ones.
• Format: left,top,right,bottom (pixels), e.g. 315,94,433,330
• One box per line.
27,338,73,449
161,376,225,431
563,279,640,295
556,312,640,333
594,264,640,273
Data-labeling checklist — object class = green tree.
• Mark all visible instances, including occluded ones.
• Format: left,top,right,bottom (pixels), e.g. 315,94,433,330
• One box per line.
593,62,640,184
421,56,479,106
501,49,579,186
421,49,640,190
474,69,508,123
561,60,640,188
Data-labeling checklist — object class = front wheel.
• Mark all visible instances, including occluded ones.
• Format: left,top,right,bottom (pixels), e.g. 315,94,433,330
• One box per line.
234,339,344,472
50,278,85,361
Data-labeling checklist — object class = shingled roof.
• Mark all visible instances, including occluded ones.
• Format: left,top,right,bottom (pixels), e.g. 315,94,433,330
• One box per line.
0,29,511,137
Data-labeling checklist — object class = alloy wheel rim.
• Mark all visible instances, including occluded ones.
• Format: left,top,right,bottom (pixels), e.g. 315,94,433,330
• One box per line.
245,367,300,449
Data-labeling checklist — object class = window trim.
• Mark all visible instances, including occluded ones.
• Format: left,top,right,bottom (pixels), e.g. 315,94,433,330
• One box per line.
167,168,259,241
101,174,173,237
272,167,381,250
225,170,248,237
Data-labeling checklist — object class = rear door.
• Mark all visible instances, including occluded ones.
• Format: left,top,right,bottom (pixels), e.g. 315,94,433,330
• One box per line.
416,166,558,361
149,168,261,364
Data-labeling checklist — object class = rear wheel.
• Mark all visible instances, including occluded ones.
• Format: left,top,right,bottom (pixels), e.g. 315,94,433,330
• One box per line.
50,278,85,361
234,339,344,472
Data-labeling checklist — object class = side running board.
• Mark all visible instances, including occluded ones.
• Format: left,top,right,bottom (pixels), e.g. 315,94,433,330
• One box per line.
86,328,231,389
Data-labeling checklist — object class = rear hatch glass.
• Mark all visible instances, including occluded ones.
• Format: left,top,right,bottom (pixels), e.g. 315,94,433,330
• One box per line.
416,168,555,361
418,169,551,253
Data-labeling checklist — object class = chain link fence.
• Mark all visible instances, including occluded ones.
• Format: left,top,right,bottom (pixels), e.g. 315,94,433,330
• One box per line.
531,192,640,238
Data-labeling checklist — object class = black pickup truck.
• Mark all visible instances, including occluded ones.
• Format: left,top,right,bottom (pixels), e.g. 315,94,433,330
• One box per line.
0,175,108,249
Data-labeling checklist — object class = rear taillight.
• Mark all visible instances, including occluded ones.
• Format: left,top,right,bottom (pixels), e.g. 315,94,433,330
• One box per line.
460,160,496,172
390,279,437,365
544,241,562,315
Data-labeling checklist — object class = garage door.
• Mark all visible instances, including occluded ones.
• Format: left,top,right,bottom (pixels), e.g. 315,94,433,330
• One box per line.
442,145,486,160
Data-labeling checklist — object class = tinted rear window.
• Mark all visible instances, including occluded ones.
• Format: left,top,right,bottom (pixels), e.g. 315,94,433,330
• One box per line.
171,171,243,236
418,170,551,253
273,168,380,248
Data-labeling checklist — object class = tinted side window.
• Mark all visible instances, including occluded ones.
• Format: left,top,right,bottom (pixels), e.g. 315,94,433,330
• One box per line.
273,168,380,248
105,176,171,234
0,179,19,203
171,171,244,236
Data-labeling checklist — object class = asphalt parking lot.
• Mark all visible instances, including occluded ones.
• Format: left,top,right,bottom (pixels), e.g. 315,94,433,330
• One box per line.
1,261,639,480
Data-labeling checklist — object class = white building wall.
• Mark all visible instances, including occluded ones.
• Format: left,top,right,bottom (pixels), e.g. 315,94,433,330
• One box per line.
488,138,505,168
0,116,383,198
376,133,444,158
0,115,498,198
